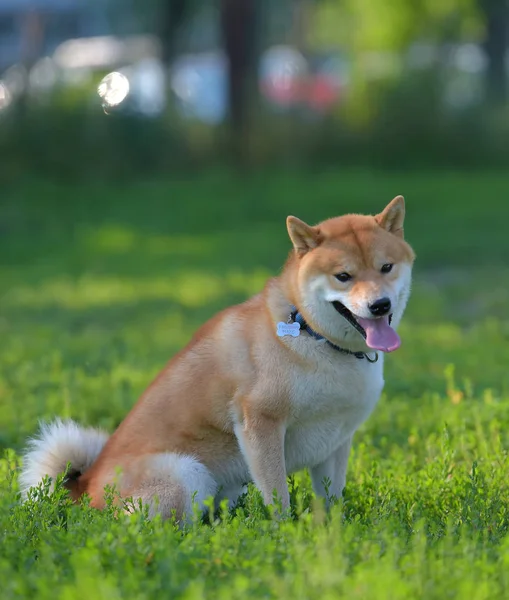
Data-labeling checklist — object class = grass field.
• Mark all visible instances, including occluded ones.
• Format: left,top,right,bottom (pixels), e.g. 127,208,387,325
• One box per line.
2,169,509,599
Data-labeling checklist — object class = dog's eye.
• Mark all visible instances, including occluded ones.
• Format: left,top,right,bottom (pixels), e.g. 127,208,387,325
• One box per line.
381,263,393,273
335,272,352,283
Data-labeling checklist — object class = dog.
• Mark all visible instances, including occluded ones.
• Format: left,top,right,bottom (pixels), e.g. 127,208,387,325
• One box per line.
20,196,415,520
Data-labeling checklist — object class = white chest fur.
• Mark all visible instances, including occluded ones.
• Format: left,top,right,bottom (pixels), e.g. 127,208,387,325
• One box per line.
284,345,384,473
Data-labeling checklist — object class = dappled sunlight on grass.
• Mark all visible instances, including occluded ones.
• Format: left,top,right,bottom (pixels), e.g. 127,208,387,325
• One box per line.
83,225,220,258
1,269,270,311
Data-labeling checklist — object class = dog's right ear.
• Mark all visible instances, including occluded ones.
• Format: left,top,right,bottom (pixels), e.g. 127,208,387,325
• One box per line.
287,216,322,256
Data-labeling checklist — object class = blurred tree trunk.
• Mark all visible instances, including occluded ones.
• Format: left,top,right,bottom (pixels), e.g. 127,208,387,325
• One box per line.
292,0,311,52
17,10,45,114
220,0,259,164
479,0,508,105
158,0,188,66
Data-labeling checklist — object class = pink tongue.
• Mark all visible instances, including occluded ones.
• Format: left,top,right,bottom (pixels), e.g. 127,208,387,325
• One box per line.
356,317,401,352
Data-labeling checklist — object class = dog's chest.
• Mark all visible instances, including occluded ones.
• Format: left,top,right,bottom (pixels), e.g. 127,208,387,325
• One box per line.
284,357,384,472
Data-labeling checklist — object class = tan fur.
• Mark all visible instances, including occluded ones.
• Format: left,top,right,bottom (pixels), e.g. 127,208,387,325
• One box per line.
21,197,415,519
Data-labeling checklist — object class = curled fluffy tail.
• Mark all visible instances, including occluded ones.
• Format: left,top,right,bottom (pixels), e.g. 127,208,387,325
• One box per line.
19,419,109,499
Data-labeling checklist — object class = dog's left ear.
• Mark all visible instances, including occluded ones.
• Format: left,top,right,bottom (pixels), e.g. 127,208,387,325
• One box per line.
375,196,405,238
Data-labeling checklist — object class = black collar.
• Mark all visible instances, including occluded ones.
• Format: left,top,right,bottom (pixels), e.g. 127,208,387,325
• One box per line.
290,306,379,363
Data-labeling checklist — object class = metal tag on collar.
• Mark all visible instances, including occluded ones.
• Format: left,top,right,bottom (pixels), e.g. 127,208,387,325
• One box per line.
277,321,301,338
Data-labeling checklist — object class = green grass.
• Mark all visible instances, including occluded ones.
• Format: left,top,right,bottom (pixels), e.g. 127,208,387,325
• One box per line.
2,169,509,599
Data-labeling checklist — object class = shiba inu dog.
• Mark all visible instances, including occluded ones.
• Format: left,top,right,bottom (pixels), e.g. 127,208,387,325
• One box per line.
20,196,415,520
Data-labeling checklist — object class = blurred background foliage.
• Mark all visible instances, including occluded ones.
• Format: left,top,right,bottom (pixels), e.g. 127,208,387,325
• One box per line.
1,0,509,180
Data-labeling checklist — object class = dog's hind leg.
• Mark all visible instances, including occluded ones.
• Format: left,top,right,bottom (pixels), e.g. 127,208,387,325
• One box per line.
215,483,249,510
121,453,217,522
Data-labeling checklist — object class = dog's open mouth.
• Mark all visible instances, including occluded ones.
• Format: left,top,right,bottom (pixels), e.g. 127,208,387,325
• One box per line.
332,301,401,353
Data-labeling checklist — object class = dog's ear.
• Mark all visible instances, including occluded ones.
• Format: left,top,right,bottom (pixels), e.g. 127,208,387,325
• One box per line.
375,196,405,238
287,216,322,255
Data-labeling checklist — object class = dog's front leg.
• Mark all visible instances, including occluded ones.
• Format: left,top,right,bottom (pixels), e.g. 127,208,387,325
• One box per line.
235,412,289,510
311,436,352,507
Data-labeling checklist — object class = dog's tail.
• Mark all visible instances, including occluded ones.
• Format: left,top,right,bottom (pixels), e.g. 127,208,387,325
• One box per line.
19,419,109,499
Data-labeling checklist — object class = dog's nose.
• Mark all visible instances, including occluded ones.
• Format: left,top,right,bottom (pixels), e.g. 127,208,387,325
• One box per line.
369,297,391,317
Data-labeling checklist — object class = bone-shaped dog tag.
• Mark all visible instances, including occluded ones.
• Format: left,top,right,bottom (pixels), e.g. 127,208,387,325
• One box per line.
276,322,301,338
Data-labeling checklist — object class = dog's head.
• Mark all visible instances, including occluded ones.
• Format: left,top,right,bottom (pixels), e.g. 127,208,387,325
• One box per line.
286,196,415,353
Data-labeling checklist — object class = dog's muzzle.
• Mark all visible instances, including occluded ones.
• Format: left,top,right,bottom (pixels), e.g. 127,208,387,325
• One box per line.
331,301,393,335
